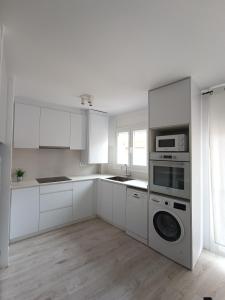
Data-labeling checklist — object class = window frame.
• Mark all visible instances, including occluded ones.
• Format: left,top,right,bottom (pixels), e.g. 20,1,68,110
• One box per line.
116,129,130,166
116,124,148,172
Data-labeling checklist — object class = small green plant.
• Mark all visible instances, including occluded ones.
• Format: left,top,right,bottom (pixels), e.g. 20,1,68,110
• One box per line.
16,168,25,178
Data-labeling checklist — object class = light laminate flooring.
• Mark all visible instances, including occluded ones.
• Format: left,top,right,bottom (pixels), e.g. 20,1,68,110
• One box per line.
1,218,225,300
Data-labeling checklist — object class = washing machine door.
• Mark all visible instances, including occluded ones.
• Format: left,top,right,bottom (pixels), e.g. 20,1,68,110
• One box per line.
153,211,183,242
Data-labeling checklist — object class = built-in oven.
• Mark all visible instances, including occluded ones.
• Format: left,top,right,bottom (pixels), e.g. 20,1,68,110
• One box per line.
150,153,190,199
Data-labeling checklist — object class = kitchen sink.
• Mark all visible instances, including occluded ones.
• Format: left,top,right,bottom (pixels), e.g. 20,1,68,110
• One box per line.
107,176,134,182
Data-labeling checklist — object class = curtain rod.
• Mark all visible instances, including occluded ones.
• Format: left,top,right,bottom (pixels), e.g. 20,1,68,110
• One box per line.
201,83,225,96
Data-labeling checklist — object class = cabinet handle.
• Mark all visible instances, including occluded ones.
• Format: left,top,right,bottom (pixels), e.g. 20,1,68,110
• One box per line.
133,193,140,198
152,199,160,203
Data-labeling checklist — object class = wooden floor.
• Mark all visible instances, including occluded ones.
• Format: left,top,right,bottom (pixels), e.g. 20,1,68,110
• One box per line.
1,219,225,300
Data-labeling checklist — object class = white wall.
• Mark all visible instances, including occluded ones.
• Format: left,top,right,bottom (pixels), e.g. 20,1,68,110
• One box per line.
101,108,148,180
12,149,99,180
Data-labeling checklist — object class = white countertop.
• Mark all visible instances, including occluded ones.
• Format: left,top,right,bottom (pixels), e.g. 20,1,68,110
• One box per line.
11,174,148,191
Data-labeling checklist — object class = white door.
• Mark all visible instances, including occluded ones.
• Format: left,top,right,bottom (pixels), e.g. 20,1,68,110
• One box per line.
113,183,126,229
40,108,70,147
14,103,40,148
10,187,39,239
73,180,95,220
126,188,148,240
70,113,86,150
100,180,113,223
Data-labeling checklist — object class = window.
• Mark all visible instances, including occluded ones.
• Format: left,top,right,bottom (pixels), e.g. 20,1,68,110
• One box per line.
132,129,147,166
116,128,147,168
117,131,129,164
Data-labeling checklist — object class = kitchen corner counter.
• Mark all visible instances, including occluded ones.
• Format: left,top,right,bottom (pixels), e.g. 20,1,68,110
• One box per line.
101,178,148,191
11,174,148,191
10,174,113,190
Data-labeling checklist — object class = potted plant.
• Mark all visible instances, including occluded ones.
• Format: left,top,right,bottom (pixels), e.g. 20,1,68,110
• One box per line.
16,168,25,182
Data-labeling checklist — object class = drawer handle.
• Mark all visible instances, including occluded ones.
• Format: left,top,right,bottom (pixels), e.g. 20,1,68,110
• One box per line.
152,199,160,203
133,193,140,198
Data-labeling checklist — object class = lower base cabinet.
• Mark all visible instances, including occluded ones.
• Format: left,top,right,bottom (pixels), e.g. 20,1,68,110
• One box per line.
126,188,148,243
39,183,73,231
73,180,95,220
98,180,113,223
39,207,73,231
10,187,39,239
97,180,126,229
112,183,126,229
10,179,147,243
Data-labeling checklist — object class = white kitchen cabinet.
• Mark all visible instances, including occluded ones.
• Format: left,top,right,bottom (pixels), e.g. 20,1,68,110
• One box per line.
126,188,148,244
40,182,72,194
73,180,95,220
98,180,113,223
10,187,39,240
40,108,70,147
39,207,73,231
82,110,108,164
14,103,40,148
70,113,86,150
149,78,191,128
112,183,126,230
39,182,73,231
40,191,73,212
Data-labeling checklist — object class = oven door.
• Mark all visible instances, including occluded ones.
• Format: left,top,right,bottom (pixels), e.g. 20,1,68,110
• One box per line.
150,160,190,199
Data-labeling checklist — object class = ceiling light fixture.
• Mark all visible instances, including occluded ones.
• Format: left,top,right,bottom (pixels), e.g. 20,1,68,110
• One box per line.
80,94,93,107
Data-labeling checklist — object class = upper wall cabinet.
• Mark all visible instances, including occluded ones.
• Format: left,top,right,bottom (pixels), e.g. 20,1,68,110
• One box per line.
149,78,191,128
14,103,40,148
70,113,86,150
82,110,108,164
40,108,70,148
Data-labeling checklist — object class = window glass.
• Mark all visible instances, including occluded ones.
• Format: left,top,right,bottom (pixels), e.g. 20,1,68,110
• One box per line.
117,131,129,164
132,129,147,166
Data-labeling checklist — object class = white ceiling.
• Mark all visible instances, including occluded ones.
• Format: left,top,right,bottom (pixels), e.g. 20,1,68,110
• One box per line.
1,0,225,114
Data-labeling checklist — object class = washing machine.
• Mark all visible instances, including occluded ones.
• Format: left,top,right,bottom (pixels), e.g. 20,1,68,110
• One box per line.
149,193,192,269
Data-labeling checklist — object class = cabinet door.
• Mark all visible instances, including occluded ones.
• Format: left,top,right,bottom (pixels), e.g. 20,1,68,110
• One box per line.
149,78,191,128
39,207,72,231
10,187,39,239
113,184,126,229
40,191,73,212
14,103,40,148
88,111,108,164
100,180,113,223
126,188,147,240
70,113,86,150
73,180,95,220
40,108,70,147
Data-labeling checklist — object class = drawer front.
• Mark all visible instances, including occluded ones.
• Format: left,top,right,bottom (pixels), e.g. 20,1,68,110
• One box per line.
39,207,73,231
40,182,72,194
127,188,147,200
40,190,73,212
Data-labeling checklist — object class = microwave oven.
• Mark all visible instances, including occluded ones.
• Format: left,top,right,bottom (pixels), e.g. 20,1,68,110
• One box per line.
156,134,187,152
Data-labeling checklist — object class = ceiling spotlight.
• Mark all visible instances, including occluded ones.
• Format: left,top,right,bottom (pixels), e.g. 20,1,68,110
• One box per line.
80,94,93,107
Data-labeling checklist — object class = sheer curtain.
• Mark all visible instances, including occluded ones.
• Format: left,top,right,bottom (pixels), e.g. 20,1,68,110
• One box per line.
204,86,225,255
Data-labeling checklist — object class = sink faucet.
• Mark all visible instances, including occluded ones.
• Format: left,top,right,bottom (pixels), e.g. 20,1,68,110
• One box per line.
123,164,131,178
